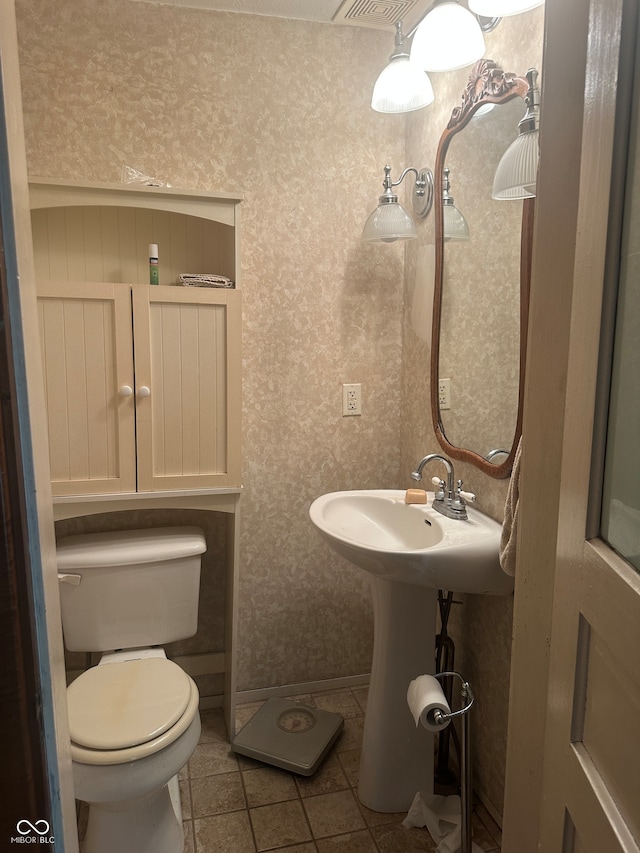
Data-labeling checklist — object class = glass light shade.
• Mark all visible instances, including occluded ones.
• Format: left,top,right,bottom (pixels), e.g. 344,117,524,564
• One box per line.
492,129,539,199
362,201,417,242
371,56,434,113
469,0,544,16
410,2,486,73
443,204,470,241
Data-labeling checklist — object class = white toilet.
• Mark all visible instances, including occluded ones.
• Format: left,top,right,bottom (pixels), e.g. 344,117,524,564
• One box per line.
56,526,207,853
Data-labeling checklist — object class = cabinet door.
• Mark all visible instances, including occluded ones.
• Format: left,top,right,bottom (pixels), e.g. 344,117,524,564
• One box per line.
132,285,241,491
36,281,136,495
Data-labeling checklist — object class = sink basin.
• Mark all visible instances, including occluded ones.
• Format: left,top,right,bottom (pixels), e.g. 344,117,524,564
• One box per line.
309,489,512,595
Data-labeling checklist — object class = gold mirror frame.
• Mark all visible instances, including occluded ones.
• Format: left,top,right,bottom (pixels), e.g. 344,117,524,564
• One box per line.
431,59,535,478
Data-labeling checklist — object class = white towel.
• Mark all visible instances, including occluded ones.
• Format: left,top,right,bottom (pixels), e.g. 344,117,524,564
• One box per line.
499,435,522,576
403,792,484,853
178,273,234,288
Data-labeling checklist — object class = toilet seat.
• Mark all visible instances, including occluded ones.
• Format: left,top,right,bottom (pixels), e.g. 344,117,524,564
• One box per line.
68,658,200,766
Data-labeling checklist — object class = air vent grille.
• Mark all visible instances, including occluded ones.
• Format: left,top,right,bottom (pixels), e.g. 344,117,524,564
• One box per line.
333,0,431,30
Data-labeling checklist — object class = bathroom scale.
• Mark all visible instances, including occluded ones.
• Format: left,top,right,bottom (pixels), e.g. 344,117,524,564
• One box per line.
231,697,344,776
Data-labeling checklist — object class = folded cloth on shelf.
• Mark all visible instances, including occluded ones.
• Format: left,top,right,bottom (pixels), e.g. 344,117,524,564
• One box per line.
177,273,235,288
499,435,522,576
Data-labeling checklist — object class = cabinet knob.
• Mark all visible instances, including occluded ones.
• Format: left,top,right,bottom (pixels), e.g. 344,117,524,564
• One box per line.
137,385,151,398
119,385,133,397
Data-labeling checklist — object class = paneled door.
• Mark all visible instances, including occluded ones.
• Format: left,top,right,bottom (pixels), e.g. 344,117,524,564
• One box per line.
37,281,136,495
504,0,640,849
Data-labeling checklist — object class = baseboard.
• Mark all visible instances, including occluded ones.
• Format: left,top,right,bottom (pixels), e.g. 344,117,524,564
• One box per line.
199,694,224,711
235,673,370,705
475,786,503,829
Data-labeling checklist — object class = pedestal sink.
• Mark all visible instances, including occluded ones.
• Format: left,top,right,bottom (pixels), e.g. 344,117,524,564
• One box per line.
309,490,513,813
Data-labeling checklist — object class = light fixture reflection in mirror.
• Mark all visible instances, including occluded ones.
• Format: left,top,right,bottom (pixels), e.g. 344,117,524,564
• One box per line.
493,68,540,200
471,103,496,118
362,164,434,243
442,167,469,242
410,1,486,73
371,21,434,114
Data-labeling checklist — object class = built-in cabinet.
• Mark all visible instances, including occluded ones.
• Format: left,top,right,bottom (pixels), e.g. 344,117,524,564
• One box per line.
37,280,241,496
30,178,243,733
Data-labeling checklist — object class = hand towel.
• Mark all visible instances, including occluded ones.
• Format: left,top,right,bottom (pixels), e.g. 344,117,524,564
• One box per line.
499,435,522,576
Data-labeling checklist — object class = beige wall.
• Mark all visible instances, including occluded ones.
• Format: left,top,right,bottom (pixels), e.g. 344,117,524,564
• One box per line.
16,0,543,823
402,8,544,819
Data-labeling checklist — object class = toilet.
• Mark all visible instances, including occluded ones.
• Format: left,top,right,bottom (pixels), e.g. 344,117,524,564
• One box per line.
56,526,207,853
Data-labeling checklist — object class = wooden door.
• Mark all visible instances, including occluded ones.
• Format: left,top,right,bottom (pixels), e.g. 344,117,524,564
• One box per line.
504,0,640,849
132,285,241,491
36,281,136,495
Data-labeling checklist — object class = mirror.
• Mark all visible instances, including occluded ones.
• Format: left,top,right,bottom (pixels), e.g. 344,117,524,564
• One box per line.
431,59,534,478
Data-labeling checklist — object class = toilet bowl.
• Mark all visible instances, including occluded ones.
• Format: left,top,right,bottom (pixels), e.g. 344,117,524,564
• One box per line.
69,652,200,853
56,527,207,853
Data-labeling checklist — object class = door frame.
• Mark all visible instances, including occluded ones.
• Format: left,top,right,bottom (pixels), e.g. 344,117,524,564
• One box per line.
503,0,633,848
0,3,78,849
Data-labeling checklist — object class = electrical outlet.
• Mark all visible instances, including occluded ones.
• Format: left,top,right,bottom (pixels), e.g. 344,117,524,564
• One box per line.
342,383,362,416
439,378,451,410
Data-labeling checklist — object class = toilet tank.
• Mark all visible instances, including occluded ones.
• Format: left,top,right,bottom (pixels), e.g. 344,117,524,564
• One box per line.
56,527,207,652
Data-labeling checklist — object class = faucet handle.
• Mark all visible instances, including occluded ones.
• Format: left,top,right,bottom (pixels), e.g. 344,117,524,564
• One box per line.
456,480,476,503
430,476,446,500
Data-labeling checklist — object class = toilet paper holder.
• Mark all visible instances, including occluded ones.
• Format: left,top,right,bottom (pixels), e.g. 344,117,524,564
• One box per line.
433,671,474,853
430,670,474,728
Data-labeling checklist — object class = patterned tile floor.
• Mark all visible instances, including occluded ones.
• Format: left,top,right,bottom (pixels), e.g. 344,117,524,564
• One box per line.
177,686,502,853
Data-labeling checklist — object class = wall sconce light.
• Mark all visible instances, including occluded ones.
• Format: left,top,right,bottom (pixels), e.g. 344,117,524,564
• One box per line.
371,21,434,113
469,0,544,16
362,164,434,243
410,1,486,73
442,167,470,241
492,68,540,200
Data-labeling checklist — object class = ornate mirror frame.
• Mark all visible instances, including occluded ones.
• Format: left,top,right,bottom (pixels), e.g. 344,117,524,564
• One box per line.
431,59,535,478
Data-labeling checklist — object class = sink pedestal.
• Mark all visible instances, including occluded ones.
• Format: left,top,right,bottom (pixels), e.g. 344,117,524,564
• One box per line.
358,578,437,813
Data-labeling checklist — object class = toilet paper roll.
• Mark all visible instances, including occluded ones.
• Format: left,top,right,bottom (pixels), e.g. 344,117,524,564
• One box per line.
407,675,451,732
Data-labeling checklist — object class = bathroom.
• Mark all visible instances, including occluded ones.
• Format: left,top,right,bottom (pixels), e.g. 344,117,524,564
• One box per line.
2,0,638,851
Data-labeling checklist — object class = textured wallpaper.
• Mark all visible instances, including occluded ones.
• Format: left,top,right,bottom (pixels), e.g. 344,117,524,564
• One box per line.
15,1,403,693
17,0,543,823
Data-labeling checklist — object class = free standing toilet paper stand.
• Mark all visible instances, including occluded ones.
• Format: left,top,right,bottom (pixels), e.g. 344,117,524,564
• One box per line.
430,671,475,853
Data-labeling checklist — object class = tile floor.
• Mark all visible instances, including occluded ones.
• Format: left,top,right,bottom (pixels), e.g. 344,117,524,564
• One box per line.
177,686,502,853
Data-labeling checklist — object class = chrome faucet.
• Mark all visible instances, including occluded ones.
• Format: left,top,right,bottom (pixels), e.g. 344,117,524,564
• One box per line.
410,453,474,520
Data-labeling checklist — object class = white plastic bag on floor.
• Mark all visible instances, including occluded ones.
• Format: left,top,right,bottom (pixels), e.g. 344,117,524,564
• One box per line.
402,791,484,853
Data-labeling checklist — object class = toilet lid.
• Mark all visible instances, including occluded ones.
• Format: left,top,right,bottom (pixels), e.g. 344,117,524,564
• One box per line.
67,658,192,750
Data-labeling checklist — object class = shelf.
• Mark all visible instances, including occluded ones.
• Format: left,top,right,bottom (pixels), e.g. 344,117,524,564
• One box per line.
29,177,244,228
52,487,242,521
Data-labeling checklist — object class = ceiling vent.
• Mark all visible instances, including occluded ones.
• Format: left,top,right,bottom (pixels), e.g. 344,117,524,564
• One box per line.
333,0,431,31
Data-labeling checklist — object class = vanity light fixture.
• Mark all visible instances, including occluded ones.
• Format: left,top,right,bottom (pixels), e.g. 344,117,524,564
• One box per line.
372,20,434,113
410,1,486,73
362,164,434,243
442,167,470,241
469,0,544,16
492,68,540,200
